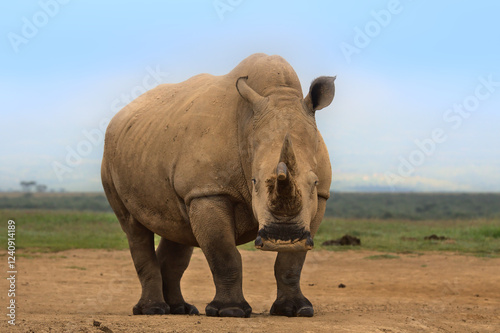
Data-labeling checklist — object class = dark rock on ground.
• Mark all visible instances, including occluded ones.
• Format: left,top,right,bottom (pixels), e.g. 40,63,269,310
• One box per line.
322,235,361,246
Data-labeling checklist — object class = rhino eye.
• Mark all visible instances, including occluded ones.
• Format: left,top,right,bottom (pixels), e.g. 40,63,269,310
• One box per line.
251,178,256,185
314,180,319,186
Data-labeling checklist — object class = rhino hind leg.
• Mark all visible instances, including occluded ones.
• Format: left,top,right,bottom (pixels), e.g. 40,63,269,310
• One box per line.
189,196,252,318
156,238,199,315
102,177,169,315
107,213,169,315
271,252,314,317
123,218,170,315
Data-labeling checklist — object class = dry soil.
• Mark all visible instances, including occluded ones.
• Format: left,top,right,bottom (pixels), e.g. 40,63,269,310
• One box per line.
1,249,499,332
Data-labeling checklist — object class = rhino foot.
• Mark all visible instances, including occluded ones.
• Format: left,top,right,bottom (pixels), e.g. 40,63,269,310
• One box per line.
169,302,199,315
205,301,252,318
270,297,314,317
132,300,170,315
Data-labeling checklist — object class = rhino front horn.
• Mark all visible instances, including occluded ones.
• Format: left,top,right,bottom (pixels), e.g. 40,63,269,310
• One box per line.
277,162,288,181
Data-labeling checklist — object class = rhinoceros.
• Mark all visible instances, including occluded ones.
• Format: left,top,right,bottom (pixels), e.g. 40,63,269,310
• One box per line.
101,53,335,318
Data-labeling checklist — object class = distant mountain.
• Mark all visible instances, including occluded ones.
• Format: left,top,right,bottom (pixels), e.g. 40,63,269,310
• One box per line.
331,185,416,192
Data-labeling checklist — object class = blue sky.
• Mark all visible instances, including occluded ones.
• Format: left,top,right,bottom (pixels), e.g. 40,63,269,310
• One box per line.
1,0,499,192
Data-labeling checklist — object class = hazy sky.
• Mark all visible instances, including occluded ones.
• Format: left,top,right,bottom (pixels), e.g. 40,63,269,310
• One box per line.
1,0,499,192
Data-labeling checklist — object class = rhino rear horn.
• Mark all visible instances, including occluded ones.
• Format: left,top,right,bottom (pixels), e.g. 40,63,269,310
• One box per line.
279,133,297,173
236,76,266,106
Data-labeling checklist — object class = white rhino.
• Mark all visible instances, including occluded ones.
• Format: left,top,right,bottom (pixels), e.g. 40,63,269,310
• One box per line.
101,53,335,317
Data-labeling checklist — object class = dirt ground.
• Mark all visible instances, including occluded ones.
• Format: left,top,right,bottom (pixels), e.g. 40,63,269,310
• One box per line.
1,249,499,333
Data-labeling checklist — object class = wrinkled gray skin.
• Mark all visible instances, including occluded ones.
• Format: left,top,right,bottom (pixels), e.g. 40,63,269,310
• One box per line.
101,53,334,318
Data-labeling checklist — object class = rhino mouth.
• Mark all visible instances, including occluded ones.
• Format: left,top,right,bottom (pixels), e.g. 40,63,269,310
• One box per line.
254,227,313,252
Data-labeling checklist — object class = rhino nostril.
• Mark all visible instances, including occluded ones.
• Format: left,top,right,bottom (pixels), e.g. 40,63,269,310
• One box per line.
255,235,263,247
300,231,314,247
306,235,314,247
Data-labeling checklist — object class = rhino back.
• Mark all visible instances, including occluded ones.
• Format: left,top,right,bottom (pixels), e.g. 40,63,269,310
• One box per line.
103,72,248,238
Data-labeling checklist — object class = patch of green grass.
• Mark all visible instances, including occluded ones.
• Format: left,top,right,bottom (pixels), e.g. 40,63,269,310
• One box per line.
16,253,41,259
66,265,86,270
238,242,256,251
364,254,400,260
0,209,127,252
1,209,499,257
0,193,112,212
49,255,68,259
467,224,500,239
316,217,500,257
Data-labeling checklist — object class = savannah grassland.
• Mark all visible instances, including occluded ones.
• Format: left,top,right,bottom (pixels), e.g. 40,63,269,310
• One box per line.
1,192,500,332
0,192,499,256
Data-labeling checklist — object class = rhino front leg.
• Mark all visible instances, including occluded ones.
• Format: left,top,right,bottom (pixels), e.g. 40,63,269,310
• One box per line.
270,197,327,317
271,251,314,317
189,196,252,318
156,238,199,314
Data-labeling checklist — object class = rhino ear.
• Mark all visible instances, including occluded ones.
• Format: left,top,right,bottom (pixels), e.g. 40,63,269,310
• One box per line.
236,76,266,106
304,76,336,112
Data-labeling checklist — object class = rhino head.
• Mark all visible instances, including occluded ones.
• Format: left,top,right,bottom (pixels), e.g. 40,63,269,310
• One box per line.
236,74,335,252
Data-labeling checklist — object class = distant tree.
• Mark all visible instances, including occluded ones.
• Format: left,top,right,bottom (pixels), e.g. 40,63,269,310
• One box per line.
20,181,37,192
27,181,36,192
20,181,28,192
36,184,48,193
